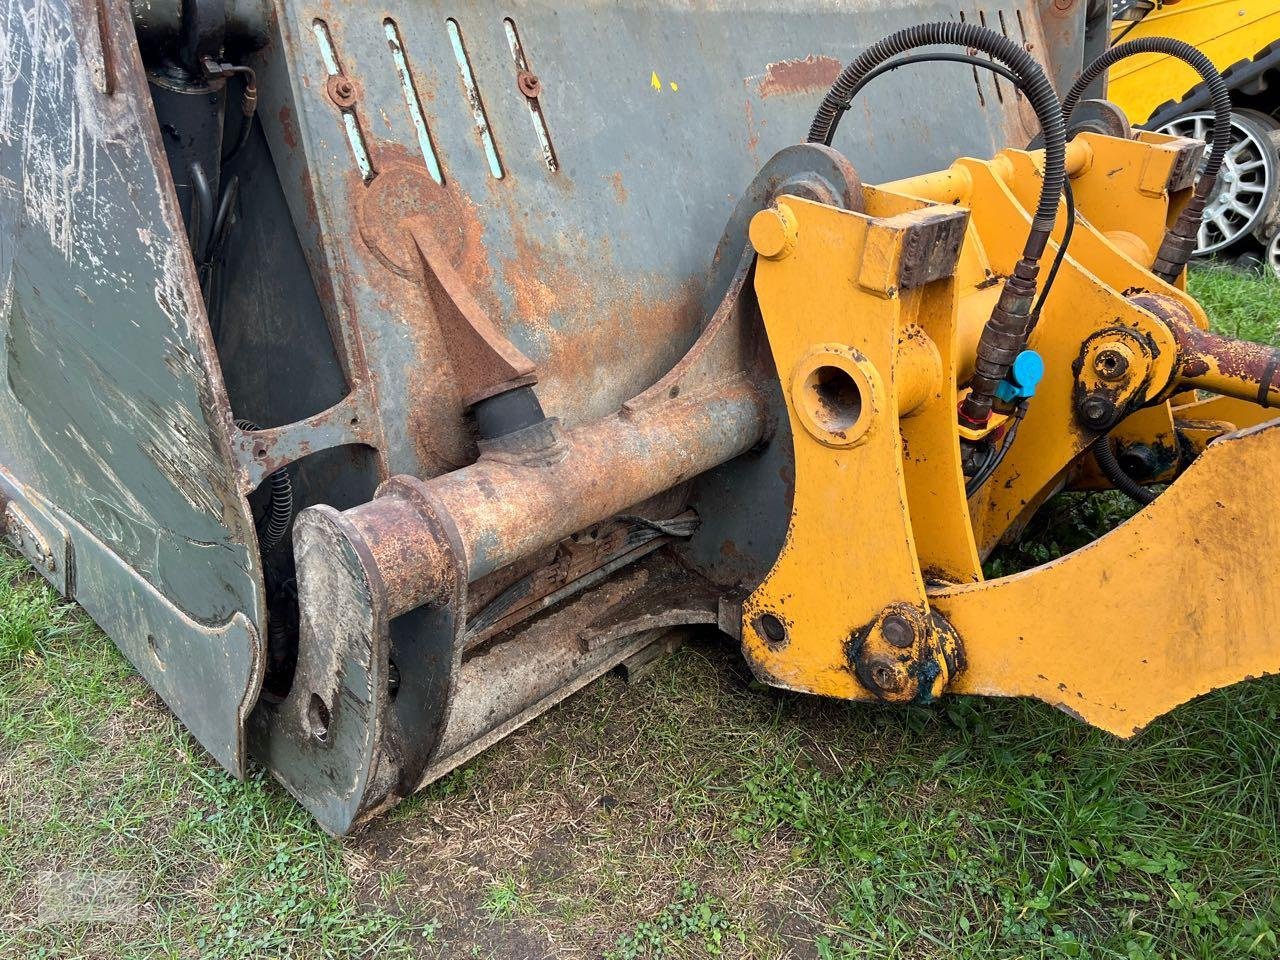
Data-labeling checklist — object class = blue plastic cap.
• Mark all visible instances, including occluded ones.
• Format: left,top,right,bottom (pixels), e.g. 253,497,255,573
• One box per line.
1011,350,1045,392
994,350,1045,403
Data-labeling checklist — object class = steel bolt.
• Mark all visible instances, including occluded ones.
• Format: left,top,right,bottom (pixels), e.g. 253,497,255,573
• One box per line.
1093,348,1130,381
327,74,359,108
881,613,916,649
863,655,906,695
517,70,542,98
1079,395,1115,428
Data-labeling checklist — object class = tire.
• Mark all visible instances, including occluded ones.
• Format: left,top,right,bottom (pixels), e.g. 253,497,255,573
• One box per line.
1267,229,1280,280
1158,108,1280,255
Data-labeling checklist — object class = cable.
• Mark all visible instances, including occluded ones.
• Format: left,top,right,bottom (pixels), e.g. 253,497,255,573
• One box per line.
219,65,259,165
1063,37,1231,283
188,161,213,261
836,50,1077,322
1109,19,1140,47
966,402,1028,497
843,52,1022,102
203,176,239,300
1064,38,1229,184
1091,434,1157,505
235,419,295,551
810,23,1066,237
1031,177,1075,323
809,23,1069,428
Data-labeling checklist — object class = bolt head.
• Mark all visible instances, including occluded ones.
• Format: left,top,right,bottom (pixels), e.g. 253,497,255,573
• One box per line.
881,613,916,649
1079,395,1115,427
1093,348,1130,381
326,74,359,108
864,655,906,695
517,70,542,98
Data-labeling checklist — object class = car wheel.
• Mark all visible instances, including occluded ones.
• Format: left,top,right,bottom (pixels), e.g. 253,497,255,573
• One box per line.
1158,109,1280,255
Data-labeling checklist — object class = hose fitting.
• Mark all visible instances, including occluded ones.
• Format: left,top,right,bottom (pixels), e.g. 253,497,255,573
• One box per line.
809,22,1068,428
1064,37,1231,284
1151,190,1209,284
961,258,1041,426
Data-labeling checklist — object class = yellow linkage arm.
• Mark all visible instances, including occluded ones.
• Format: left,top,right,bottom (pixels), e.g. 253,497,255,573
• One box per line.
932,419,1280,736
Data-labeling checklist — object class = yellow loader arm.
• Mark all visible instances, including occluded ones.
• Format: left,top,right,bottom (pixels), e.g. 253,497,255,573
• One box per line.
741,128,1280,736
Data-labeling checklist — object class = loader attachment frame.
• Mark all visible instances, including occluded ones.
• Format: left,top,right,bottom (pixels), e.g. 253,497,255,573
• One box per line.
9,0,1280,833
935,418,1280,736
741,128,1280,735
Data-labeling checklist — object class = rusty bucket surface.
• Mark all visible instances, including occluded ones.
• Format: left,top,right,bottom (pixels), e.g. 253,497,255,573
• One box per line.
0,0,1094,831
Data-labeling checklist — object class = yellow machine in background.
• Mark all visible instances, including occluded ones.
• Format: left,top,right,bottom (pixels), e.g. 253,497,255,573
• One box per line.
1109,0,1280,124
1109,0,1280,262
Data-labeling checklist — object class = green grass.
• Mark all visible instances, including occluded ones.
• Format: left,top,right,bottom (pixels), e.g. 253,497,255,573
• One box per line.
1188,263,1280,348
1,264,1278,958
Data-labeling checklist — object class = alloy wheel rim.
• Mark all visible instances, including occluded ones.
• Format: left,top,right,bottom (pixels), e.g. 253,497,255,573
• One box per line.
1159,112,1275,254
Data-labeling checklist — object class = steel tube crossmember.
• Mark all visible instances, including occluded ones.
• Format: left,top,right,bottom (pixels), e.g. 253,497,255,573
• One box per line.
325,377,768,619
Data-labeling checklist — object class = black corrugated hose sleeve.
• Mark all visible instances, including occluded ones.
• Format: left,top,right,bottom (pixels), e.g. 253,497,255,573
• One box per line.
808,21,1067,241
1065,38,1231,283
1092,435,1157,505
1063,37,1231,187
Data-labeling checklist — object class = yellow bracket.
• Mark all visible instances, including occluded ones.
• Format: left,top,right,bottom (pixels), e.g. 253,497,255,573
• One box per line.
742,131,1280,732
741,192,970,703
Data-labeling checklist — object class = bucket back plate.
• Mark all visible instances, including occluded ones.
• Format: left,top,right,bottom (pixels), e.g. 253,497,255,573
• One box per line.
0,0,263,773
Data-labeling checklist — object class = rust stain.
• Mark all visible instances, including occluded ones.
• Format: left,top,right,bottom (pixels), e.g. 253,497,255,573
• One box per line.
344,139,492,477
278,105,298,150
342,136,712,479
757,55,842,99
744,97,760,160
500,219,703,422
355,141,494,296
605,172,628,205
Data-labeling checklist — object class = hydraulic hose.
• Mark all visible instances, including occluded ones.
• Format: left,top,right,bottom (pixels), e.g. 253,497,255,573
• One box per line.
838,51,1079,329
236,419,295,551
187,161,214,261
808,22,1069,428
1063,38,1231,284
220,65,259,165
1092,435,1157,505
810,22,1066,235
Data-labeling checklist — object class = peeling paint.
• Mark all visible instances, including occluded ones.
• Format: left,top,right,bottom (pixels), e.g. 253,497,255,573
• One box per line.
756,55,842,99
